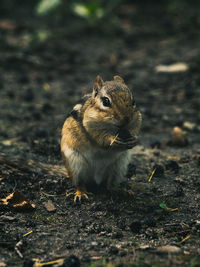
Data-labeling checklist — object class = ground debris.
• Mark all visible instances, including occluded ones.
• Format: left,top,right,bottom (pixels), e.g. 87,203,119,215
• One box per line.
156,245,181,254
43,200,56,212
0,190,35,211
155,63,188,73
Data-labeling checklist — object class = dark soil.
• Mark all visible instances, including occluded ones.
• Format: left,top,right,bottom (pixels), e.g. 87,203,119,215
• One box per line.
0,1,200,266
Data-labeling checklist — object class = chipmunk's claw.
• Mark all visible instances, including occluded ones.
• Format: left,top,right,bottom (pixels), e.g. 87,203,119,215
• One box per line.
66,189,89,202
74,189,89,202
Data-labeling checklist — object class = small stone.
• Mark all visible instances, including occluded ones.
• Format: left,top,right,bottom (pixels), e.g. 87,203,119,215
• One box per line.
90,241,98,246
156,245,181,254
43,200,56,212
130,220,142,233
165,160,179,174
170,126,188,146
153,164,164,177
183,121,195,131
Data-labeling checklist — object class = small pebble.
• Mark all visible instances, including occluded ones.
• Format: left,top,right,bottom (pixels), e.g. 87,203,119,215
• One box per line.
130,220,142,233
183,121,195,131
170,126,188,146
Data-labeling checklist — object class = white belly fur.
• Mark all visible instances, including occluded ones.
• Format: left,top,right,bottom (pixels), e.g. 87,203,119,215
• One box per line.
63,145,131,185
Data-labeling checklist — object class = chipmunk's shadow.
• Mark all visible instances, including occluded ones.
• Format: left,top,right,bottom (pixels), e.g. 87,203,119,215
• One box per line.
85,181,132,199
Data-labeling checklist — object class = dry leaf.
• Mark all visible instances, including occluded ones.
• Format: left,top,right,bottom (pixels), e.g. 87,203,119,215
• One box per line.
1,190,35,211
43,200,56,212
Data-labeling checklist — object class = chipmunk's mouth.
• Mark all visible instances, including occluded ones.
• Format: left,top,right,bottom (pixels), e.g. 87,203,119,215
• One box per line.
118,128,132,141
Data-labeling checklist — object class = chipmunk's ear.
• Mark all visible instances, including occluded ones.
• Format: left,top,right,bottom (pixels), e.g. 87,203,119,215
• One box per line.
93,75,104,97
114,75,125,84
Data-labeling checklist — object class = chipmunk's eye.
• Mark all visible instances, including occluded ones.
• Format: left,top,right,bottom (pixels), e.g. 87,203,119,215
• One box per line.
101,97,111,107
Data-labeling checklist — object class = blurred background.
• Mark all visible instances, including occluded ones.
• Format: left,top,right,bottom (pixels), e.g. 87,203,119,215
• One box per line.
0,0,200,158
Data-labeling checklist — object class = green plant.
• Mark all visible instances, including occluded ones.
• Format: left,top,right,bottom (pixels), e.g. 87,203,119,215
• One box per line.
36,0,122,26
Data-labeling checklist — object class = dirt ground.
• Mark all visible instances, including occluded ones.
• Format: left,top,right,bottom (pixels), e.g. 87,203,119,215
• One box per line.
0,1,200,266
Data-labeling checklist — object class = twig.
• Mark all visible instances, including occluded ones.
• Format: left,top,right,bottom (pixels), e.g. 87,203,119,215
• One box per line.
15,240,23,258
23,230,33,237
110,133,119,146
148,168,156,182
178,235,191,245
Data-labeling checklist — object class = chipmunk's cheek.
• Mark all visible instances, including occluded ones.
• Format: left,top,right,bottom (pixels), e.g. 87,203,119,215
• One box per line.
129,112,142,136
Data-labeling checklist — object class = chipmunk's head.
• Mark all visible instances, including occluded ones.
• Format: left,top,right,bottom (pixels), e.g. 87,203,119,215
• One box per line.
83,75,142,137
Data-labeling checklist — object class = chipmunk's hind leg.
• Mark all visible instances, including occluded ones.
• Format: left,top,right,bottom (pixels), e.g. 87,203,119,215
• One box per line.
106,151,131,190
63,149,91,202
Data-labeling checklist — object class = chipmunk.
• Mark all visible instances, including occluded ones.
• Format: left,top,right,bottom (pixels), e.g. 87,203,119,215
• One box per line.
61,75,142,201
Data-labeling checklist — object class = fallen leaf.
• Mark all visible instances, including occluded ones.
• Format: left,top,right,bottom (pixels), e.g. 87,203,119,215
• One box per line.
155,62,188,73
43,200,56,212
0,191,36,211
